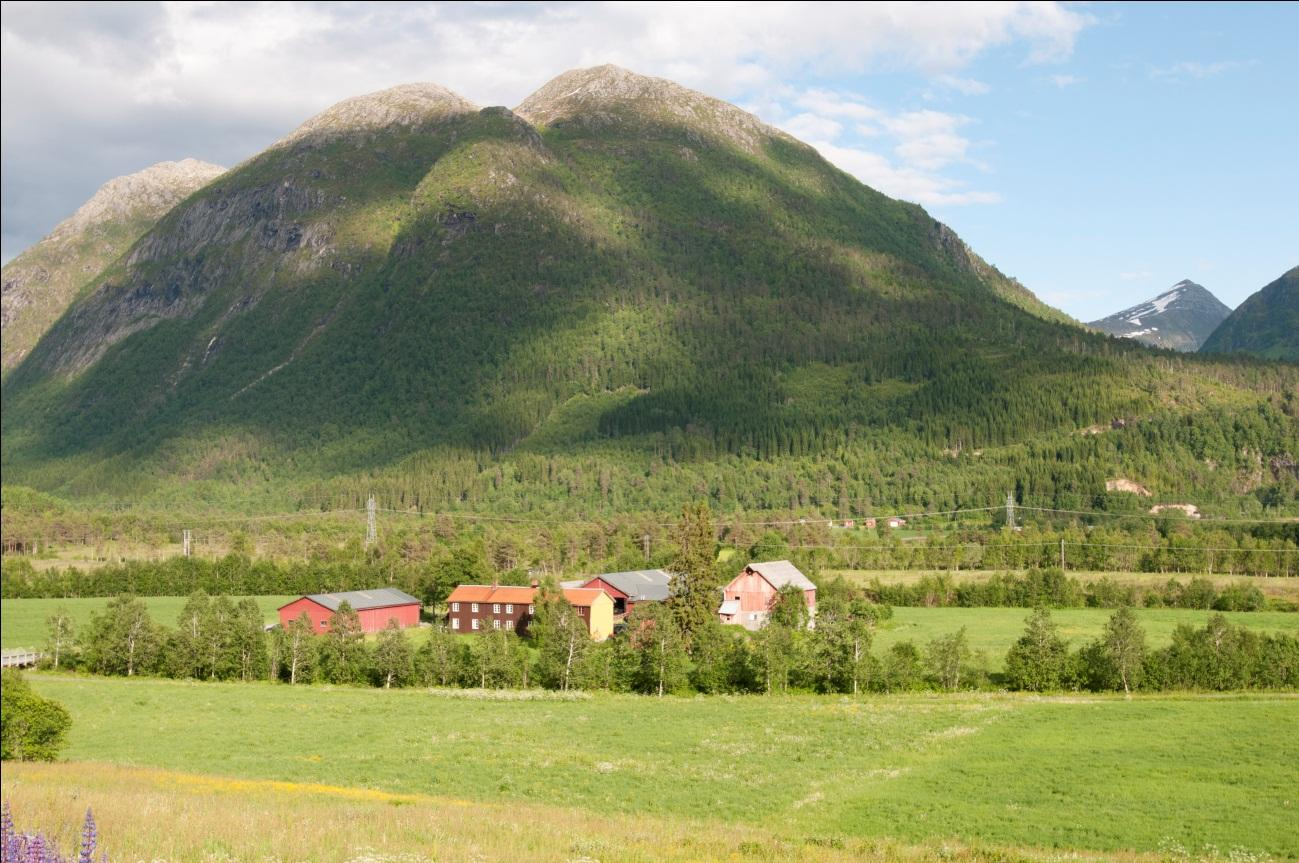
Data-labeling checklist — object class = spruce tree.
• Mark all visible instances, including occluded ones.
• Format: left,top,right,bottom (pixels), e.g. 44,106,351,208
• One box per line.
668,502,722,642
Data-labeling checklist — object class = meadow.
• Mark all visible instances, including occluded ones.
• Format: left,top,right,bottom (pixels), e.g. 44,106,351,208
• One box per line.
829,569,1299,603
7,675,1298,862
0,595,292,649
874,606,1299,670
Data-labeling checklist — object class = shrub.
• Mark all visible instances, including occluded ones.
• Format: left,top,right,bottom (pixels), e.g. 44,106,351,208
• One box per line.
0,670,72,762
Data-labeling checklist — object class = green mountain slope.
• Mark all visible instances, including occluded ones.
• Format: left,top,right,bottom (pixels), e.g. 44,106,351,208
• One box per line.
0,159,225,373
2,67,1296,514
1200,266,1299,361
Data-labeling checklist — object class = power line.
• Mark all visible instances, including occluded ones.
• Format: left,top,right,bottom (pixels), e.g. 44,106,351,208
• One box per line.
1015,506,1299,525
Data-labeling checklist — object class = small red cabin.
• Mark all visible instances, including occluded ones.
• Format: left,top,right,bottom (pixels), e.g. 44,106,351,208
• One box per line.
278,588,422,634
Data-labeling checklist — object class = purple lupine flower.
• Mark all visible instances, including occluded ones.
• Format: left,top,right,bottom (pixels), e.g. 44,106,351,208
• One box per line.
2,801,16,861
76,811,95,863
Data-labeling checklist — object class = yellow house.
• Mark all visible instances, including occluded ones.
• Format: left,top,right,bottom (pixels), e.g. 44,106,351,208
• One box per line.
564,588,615,641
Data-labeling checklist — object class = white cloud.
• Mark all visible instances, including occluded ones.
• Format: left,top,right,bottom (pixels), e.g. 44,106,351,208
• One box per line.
772,97,996,206
934,74,991,95
1050,74,1084,87
807,139,1002,206
2,1,1089,256
1150,60,1253,81
781,113,845,142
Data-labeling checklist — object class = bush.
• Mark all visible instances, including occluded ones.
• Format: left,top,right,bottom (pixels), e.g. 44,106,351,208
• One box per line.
0,670,72,762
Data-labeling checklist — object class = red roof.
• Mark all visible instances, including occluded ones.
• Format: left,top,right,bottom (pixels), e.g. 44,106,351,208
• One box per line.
446,585,538,604
563,588,607,607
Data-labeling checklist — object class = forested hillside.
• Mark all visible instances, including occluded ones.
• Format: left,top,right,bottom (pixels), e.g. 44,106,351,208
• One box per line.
2,67,1296,517
1201,266,1299,361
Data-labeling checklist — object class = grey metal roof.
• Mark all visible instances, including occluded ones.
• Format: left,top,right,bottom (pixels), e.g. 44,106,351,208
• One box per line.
746,560,816,592
718,599,741,616
591,568,675,601
304,588,421,612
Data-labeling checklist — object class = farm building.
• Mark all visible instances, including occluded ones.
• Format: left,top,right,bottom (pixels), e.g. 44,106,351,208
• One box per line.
277,588,421,634
446,584,614,641
717,560,816,631
580,568,674,617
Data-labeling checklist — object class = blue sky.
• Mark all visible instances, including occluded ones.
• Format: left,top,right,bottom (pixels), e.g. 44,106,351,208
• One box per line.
2,2,1295,320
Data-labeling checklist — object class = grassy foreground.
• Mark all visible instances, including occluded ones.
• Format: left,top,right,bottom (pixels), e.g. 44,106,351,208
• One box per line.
11,675,1299,860
0,763,1158,863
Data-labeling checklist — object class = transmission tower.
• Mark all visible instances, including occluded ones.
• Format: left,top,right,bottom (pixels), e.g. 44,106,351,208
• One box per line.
182,529,192,557
1005,492,1016,530
365,495,377,548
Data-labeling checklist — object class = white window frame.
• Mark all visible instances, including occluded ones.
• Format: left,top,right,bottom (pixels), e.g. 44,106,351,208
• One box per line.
493,619,500,630
505,619,514,630
471,618,480,631
493,603,501,614
451,618,460,630
528,604,534,614
505,604,513,614
452,602,460,612
471,603,479,613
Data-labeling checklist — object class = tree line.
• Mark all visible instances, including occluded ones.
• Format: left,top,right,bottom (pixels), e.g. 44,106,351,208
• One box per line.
38,588,1299,696
861,568,1270,612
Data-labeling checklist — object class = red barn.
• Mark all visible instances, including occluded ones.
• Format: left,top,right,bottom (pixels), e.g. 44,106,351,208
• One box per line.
579,569,674,618
717,560,816,631
277,588,422,634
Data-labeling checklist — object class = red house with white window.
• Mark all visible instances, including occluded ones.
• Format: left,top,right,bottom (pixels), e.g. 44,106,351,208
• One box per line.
277,588,422,633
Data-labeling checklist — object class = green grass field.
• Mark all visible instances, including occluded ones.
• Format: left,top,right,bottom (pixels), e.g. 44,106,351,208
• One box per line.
827,569,1299,602
0,596,293,649
13,675,1299,861
877,606,1299,670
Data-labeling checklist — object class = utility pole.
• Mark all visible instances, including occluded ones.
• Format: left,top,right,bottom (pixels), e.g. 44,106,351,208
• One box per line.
1060,537,1065,571
182,529,192,558
1005,492,1016,530
365,495,377,548
642,534,651,561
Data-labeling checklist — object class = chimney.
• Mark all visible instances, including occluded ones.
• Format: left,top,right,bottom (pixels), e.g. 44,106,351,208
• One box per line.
530,578,539,588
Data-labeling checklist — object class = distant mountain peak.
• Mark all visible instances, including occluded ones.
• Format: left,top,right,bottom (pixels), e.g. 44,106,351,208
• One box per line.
51,159,225,240
278,83,478,147
515,65,785,154
1,158,225,371
1088,279,1230,351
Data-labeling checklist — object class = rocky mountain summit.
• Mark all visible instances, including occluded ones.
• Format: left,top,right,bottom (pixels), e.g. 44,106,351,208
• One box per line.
516,64,784,155
1,158,224,371
275,83,478,148
1088,279,1231,351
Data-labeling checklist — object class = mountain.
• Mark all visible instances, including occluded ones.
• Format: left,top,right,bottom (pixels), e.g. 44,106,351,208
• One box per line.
2,67,1295,514
1,159,225,373
1200,266,1299,361
1087,280,1231,351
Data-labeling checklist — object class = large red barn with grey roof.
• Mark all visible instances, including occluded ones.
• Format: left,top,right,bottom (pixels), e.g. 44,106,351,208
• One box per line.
277,588,421,633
